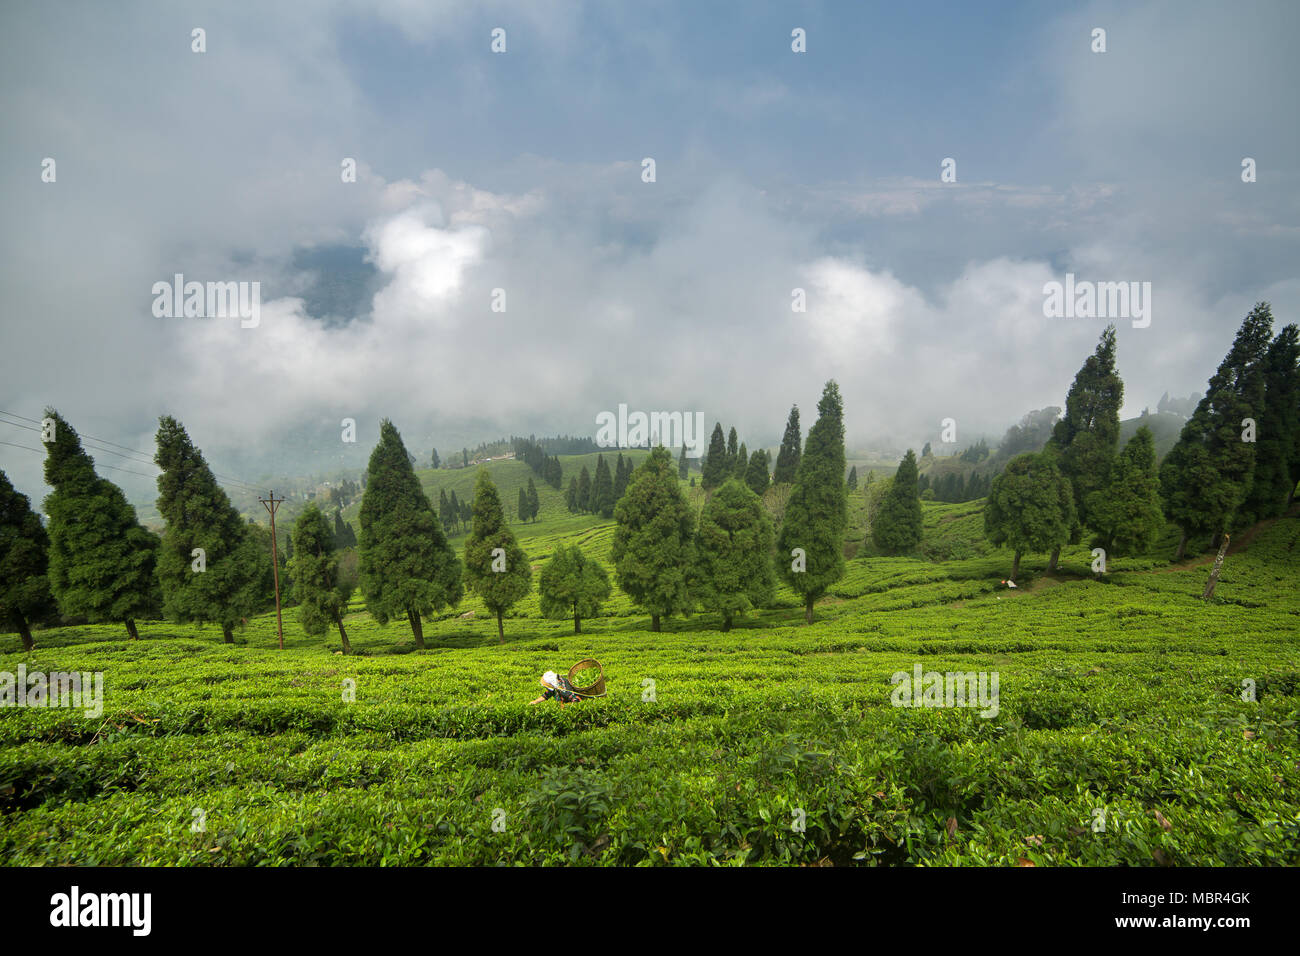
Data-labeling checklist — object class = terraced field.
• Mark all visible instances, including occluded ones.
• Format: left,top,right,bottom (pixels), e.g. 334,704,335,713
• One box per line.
2,500,1297,866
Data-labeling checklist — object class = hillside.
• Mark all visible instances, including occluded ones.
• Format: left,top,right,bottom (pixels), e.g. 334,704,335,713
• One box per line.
4,492,1296,866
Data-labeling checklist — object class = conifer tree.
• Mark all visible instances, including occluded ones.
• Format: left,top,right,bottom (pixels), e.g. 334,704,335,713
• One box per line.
357,419,462,648
0,469,57,651
613,454,629,502
847,466,858,491
526,476,540,522
40,413,164,642
577,466,592,513
745,448,771,496
153,415,270,643
431,448,440,469
463,470,531,641
873,450,923,555
735,442,748,480
448,489,461,532
591,454,615,518
1239,324,1300,522
566,476,579,513
984,452,1076,580
776,383,847,623
518,486,530,523
538,544,611,634
692,477,775,630
702,423,728,489
289,504,356,653
1161,304,1274,557
1086,426,1165,558
773,406,802,484
611,446,695,631
678,445,689,479
1044,325,1124,570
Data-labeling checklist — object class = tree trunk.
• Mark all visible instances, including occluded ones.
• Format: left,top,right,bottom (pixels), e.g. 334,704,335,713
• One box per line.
222,622,234,644
124,618,139,641
12,613,34,652
805,596,814,625
407,609,425,650
497,609,504,644
1202,534,1230,601
574,611,581,634
1011,551,1022,581
1173,530,1188,562
651,614,661,633
1047,546,1060,574
336,618,352,655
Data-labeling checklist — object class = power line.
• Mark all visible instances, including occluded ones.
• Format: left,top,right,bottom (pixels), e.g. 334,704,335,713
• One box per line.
0,439,158,480
0,409,262,492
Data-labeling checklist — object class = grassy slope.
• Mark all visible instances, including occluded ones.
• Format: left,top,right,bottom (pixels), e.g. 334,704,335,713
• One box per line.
1,486,1297,866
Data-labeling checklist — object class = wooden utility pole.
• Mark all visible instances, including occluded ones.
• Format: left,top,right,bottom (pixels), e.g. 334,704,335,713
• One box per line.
1202,533,1230,601
259,490,286,649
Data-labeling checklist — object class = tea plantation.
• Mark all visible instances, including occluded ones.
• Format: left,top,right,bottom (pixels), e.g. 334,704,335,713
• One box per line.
2,499,1297,866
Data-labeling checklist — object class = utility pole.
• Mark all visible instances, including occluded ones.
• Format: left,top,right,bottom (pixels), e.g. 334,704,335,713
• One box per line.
259,490,286,649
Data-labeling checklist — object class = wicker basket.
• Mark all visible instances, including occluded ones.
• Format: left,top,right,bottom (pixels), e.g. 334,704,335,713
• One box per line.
567,658,606,698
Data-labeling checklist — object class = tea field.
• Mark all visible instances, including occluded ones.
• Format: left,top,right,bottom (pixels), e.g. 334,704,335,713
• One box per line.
2,501,1297,866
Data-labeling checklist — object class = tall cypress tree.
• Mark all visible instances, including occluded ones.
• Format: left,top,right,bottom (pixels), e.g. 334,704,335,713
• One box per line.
518,486,530,523
357,419,462,649
776,382,847,623
745,448,771,496
984,452,1076,580
726,428,739,474
873,450,923,555
1161,304,1274,557
1086,426,1165,558
577,466,592,512
773,406,802,484
289,504,355,653
702,423,728,489
591,454,615,518
692,477,775,630
735,442,748,480
678,445,689,480
0,469,57,651
613,454,630,502
526,476,540,522
1044,325,1124,570
463,470,531,642
611,446,695,631
1240,324,1300,522
566,476,579,513
38,411,162,641
448,490,461,532
155,415,269,643
847,465,858,491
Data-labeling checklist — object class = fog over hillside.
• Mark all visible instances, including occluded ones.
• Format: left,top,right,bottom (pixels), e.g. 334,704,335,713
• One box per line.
2,1,1297,510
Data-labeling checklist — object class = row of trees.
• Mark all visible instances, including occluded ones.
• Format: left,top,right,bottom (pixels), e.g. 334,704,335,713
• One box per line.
565,453,631,518
975,306,1298,577
1,411,279,649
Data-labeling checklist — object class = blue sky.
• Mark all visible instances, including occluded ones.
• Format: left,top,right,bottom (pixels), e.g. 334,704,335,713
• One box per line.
1,0,1297,503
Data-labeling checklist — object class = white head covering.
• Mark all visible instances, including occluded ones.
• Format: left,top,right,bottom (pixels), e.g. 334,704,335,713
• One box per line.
542,670,559,689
